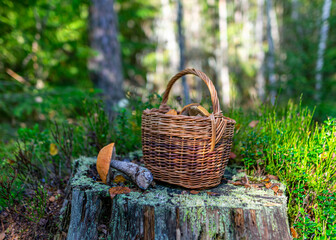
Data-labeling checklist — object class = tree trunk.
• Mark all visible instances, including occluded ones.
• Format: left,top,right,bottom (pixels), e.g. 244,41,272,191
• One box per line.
150,0,179,94
266,0,276,105
89,0,124,106
315,0,332,101
256,0,265,101
184,0,203,103
56,157,292,240
218,0,230,106
177,0,190,105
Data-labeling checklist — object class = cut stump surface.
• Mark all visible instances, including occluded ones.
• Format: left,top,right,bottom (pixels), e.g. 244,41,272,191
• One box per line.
56,157,291,240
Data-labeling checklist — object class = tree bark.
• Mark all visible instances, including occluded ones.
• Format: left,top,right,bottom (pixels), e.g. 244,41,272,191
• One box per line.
177,0,190,105
56,157,292,240
315,0,332,101
150,0,179,94
256,0,265,101
218,0,230,106
266,0,276,105
89,0,124,106
184,0,203,103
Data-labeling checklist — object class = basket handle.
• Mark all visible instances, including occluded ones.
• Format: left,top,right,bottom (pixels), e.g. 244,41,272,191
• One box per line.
160,68,222,114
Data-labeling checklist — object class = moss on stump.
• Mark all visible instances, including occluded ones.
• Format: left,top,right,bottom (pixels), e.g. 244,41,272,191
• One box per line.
56,157,291,240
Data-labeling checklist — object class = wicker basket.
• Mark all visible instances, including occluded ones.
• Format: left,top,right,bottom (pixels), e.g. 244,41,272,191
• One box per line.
141,68,236,189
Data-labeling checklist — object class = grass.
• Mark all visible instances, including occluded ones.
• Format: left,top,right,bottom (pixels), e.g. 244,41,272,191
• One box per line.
230,100,336,238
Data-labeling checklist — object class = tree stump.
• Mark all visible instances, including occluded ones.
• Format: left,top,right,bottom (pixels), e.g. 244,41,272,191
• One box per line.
56,157,291,240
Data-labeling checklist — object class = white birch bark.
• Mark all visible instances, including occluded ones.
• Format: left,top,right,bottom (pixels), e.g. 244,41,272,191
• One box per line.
315,0,332,100
270,0,280,51
149,0,179,94
266,0,276,105
241,0,252,62
218,0,230,106
177,0,190,104
183,0,202,102
256,0,265,101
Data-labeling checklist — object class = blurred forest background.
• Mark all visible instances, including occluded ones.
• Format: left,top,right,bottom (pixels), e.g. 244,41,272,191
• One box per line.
0,0,336,238
1,0,336,136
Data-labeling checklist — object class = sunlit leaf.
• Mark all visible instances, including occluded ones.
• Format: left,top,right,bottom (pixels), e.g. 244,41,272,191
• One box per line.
49,143,58,156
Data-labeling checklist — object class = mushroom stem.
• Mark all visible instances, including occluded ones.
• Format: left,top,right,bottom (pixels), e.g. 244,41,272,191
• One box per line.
109,160,153,190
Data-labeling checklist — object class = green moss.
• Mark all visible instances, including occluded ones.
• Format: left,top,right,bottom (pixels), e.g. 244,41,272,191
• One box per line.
71,157,110,196
70,156,289,238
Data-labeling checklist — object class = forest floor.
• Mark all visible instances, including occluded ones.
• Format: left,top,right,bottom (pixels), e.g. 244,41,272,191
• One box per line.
0,185,66,239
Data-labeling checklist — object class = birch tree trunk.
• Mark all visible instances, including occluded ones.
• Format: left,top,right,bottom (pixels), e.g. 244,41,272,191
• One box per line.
184,0,203,103
149,0,179,94
241,0,252,63
266,0,276,105
177,0,190,105
218,0,230,106
89,0,124,106
315,0,332,101
256,0,265,101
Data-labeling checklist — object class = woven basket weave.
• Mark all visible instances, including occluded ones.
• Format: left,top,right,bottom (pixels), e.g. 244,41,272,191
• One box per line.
141,68,236,189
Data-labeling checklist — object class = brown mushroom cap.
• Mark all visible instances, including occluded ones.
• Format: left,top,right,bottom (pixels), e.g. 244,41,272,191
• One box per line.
96,143,115,183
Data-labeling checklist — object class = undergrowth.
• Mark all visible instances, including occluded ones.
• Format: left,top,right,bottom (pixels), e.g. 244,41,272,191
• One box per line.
231,100,336,239
1,94,335,239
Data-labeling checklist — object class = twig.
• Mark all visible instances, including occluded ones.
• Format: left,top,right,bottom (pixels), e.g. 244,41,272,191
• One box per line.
6,68,30,86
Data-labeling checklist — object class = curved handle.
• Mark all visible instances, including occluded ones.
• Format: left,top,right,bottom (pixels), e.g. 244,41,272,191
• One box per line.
160,68,222,114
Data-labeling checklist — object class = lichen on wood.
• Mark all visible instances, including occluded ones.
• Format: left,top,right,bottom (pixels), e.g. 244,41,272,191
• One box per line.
57,157,291,240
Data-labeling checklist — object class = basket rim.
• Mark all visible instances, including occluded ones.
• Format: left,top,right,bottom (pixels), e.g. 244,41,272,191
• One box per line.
143,108,236,124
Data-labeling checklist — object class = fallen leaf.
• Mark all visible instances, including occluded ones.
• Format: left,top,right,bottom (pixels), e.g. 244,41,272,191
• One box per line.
6,159,15,165
290,227,298,238
109,186,131,200
0,232,5,240
49,196,56,202
271,185,279,194
265,182,272,189
229,152,237,159
190,190,200,194
263,177,270,182
267,174,279,181
113,175,127,184
232,181,243,186
207,192,220,196
251,183,263,189
49,143,58,156
248,120,259,128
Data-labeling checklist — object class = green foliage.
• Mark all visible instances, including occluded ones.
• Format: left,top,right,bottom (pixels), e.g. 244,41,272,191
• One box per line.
231,101,336,238
0,0,91,87
112,93,161,155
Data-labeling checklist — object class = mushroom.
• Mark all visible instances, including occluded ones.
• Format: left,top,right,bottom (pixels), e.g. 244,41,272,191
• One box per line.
96,143,153,190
